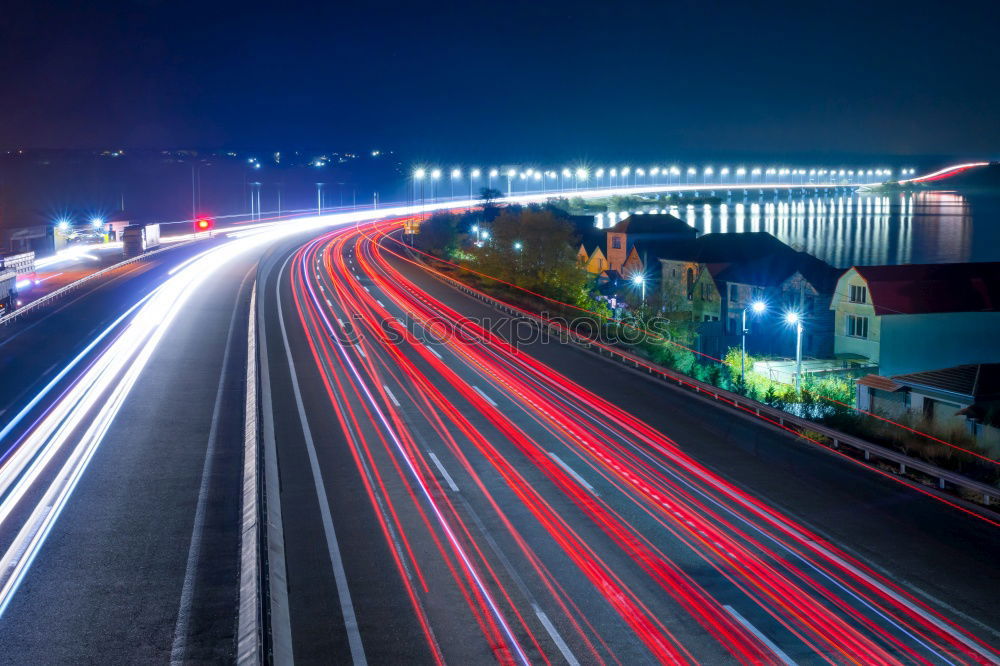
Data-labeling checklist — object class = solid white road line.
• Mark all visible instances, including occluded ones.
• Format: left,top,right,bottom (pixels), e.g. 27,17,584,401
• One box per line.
427,451,460,492
546,452,598,496
724,605,797,666
532,603,580,666
277,264,368,666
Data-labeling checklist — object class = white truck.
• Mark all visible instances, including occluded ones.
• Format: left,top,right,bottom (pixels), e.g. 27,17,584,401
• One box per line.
122,223,161,258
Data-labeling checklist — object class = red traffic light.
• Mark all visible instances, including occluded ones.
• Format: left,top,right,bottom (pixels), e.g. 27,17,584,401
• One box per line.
195,217,213,232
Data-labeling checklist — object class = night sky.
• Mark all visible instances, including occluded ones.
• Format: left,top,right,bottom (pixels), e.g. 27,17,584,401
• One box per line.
2,0,998,161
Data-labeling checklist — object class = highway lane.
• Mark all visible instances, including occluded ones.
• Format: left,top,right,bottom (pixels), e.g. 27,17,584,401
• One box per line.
0,231,277,662
261,218,1000,664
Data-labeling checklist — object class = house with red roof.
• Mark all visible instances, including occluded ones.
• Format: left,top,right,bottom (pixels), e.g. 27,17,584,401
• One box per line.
831,262,1000,376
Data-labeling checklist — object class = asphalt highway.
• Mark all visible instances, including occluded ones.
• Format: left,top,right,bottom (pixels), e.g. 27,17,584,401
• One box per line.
256,219,1000,664
0,211,996,664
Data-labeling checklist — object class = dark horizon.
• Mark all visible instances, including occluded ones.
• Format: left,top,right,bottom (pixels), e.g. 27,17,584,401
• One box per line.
3,0,998,159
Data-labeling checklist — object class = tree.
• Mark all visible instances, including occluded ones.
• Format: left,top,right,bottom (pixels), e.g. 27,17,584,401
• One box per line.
414,212,460,257
470,209,589,302
478,187,503,208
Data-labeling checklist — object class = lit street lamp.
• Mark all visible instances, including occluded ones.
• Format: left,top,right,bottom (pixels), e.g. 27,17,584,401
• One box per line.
90,217,104,229
431,168,441,201
632,273,646,303
741,300,766,386
785,311,803,392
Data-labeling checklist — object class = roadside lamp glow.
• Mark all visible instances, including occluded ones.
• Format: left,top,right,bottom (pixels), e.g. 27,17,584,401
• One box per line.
489,168,498,177
431,169,441,180
413,168,425,179
785,311,804,391
90,217,103,228
57,219,70,232
632,273,646,302
451,168,461,179
740,300,768,385
507,168,516,178
575,168,587,180
513,241,522,250
471,168,481,178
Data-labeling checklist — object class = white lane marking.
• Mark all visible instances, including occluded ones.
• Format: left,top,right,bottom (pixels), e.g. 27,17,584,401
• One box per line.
382,385,401,407
376,299,384,307
724,605,797,666
427,451,460,492
276,268,368,665
425,345,442,360
337,317,345,327
532,604,580,666
546,452,598,496
363,286,369,292
472,385,498,408
325,298,333,307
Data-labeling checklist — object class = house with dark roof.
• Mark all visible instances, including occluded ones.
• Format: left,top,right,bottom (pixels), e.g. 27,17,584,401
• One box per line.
657,232,842,359
604,213,698,277
856,364,1000,452
831,262,1000,376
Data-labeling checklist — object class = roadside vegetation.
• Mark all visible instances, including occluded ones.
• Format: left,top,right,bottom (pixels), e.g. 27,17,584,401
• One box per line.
411,197,999,487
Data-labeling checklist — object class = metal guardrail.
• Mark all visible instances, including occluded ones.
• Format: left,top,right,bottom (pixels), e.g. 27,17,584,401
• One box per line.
436,273,998,508
0,240,196,327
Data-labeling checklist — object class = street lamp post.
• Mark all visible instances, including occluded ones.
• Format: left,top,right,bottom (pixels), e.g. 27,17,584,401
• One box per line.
741,301,766,386
785,312,803,392
632,274,646,303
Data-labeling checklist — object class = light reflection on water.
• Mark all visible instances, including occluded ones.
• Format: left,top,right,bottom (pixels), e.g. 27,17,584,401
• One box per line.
594,191,993,268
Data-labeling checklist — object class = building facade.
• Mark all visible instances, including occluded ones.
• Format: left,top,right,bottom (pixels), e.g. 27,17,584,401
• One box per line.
830,263,1000,376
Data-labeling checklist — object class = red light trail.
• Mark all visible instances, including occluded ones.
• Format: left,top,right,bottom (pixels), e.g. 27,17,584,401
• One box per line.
278,215,999,664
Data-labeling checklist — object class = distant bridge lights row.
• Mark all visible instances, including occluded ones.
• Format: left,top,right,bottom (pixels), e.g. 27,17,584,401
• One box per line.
410,164,916,199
